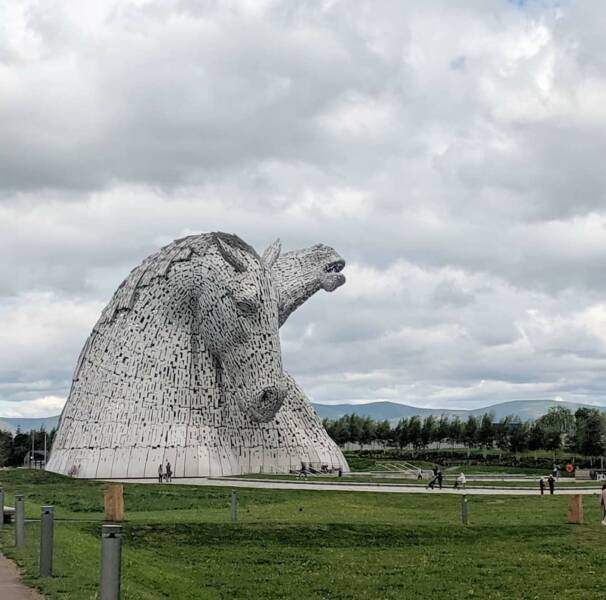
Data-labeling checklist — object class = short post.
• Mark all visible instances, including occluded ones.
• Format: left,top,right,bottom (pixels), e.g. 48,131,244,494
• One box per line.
567,494,583,524
15,494,25,548
231,490,237,524
39,506,54,577
461,494,469,526
104,484,124,523
100,524,122,600
0,488,4,529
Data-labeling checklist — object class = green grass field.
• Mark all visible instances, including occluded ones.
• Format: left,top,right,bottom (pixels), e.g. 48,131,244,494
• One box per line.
1,469,606,599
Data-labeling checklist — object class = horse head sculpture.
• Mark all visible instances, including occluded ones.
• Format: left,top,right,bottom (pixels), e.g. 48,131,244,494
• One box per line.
47,231,348,479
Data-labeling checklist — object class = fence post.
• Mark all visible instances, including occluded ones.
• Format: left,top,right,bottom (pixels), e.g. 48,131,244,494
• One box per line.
15,494,25,548
231,491,237,524
100,524,122,600
104,484,124,523
460,494,469,526
40,506,54,577
567,494,583,524
0,488,4,530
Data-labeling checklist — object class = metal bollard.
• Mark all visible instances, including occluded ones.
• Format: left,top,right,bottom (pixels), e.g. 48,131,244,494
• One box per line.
461,494,469,526
0,488,4,530
40,506,54,577
15,494,25,548
100,524,123,600
231,491,237,524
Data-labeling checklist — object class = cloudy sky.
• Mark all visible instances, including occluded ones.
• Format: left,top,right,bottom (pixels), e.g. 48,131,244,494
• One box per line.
2,0,606,417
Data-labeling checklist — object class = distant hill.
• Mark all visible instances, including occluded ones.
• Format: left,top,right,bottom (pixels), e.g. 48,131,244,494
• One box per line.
0,415,60,435
0,399,603,434
312,399,606,423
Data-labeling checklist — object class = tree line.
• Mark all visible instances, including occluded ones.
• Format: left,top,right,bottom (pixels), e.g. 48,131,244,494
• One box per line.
0,428,56,467
322,406,606,456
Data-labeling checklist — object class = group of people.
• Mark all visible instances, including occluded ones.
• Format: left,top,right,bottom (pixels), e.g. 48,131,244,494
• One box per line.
538,475,556,495
426,467,467,490
158,461,173,483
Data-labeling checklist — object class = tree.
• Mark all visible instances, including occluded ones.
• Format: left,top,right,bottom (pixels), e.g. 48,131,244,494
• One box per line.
0,430,12,467
347,414,363,446
495,416,512,453
463,416,478,449
325,417,349,446
421,415,436,449
448,417,463,448
508,418,529,454
395,418,410,449
408,416,422,452
10,429,31,466
574,408,606,456
477,413,495,450
359,417,377,446
539,406,574,436
435,415,450,448
528,421,547,451
375,420,392,448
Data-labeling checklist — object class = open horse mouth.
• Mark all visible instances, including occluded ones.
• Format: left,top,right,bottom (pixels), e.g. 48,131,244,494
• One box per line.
321,259,346,292
325,259,345,274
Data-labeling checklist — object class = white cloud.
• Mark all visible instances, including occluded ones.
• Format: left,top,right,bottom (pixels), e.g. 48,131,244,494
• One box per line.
3,0,606,416
0,396,66,419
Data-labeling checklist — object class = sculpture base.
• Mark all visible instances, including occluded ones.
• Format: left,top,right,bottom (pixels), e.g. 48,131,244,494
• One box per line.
46,375,348,479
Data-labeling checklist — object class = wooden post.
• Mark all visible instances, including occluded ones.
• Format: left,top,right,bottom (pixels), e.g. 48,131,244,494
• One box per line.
104,484,124,522
567,494,583,524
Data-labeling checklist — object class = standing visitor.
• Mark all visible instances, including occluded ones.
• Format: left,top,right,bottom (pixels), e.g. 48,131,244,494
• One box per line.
437,470,443,490
600,483,606,524
158,463,164,483
165,461,172,482
547,474,555,495
539,477,545,495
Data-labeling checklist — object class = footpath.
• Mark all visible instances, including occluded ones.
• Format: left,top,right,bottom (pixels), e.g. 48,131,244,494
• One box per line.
0,553,42,600
112,476,602,496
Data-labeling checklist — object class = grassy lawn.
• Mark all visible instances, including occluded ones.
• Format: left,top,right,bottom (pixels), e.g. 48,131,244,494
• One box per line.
1,469,606,599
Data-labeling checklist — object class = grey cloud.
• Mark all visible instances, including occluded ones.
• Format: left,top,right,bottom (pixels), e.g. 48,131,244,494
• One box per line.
3,0,606,413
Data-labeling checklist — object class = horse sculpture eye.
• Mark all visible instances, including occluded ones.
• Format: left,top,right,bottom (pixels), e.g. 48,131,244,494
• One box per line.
235,299,259,316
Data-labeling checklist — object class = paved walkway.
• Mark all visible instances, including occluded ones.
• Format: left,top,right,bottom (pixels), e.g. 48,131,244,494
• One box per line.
110,477,602,496
0,554,42,600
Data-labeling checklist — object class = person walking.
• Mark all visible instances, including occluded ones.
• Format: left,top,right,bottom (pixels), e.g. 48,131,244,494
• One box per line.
547,474,555,495
165,461,172,483
539,477,545,495
158,463,164,483
454,472,466,490
600,483,606,524
437,470,443,490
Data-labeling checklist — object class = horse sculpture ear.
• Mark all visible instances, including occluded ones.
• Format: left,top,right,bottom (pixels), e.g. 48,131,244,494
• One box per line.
215,237,248,273
262,238,281,269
